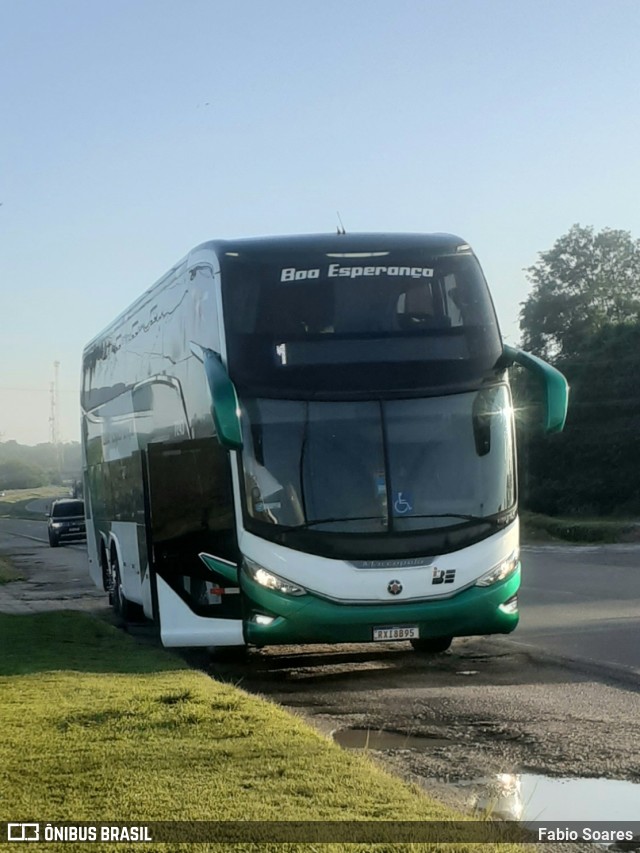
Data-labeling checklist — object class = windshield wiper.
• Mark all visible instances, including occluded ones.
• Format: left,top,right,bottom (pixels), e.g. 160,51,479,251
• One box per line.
404,513,505,528
412,513,491,522
279,516,385,531
278,513,505,532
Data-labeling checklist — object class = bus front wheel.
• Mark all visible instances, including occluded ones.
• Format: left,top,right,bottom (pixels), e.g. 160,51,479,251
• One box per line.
207,645,248,662
410,636,453,654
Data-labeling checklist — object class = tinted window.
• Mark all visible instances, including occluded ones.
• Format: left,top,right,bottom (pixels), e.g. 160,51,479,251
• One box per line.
52,501,85,518
239,387,516,540
222,250,502,395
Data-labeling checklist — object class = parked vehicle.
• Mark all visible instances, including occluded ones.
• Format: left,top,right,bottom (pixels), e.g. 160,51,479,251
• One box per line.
81,232,568,649
48,498,86,547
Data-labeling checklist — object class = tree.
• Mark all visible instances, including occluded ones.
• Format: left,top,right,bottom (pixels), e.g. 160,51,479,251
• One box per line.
0,441,81,481
517,225,640,517
520,224,640,362
519,323,640,516
0,459,48,490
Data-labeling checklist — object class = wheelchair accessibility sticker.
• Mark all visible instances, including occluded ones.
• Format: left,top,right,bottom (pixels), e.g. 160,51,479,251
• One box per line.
392,491,414,515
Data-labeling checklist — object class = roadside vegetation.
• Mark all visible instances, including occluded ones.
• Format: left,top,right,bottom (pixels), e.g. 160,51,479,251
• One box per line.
0,485,67,519
0,611,523,853
520,511,640,544
515,224,640,528
0,554,24,584
0,440,81,490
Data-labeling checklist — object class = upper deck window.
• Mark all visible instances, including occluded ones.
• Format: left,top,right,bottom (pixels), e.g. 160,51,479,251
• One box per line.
222,247,502,395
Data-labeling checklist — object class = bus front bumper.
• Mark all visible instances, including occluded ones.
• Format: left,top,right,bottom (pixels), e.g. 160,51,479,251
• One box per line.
243,566,520,646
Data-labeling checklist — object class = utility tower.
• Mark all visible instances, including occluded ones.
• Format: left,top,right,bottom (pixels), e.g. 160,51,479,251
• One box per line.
49,361,60,445
49,361,62,475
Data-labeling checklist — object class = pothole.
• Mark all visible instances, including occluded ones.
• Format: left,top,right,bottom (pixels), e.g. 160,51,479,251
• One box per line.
334,728,640,828
333,727,451,750
462,772,640,823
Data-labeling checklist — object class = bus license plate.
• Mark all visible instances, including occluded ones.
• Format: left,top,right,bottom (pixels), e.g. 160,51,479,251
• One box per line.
373,626,419,641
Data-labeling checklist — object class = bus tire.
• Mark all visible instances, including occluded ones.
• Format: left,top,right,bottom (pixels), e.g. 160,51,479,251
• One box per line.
111,549,144,622
101,545,111,594
207,645,248,662
410,636,453,654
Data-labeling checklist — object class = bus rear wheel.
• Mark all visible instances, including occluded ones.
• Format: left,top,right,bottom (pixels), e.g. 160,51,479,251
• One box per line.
410,636,453,654
110,549,143,622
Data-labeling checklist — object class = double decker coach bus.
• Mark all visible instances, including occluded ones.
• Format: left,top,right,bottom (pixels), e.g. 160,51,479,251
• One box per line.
81,233,568,652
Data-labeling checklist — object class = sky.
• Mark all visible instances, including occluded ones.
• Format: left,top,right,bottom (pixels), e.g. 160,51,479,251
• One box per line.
1,0,639,445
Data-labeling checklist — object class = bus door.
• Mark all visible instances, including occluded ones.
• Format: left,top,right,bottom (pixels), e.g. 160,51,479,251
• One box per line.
145,437,244,646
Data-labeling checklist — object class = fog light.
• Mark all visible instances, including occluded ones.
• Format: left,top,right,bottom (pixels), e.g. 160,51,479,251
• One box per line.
499,595,519,615
253,614,275,626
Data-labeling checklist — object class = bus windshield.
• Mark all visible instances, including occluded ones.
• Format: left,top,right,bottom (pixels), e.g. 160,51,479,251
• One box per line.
239,386,515,541
222,250,502,395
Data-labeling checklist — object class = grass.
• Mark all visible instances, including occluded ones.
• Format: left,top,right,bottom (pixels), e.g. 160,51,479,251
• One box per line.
0,612,524,852
0,555,24,584
520,510,640,544
0,486,68,521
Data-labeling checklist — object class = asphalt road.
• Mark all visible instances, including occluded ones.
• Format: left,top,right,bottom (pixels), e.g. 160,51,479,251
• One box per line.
0,516,105,613
516,544,640,673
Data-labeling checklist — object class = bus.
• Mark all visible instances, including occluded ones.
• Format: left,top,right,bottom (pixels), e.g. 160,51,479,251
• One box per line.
81,233,568,652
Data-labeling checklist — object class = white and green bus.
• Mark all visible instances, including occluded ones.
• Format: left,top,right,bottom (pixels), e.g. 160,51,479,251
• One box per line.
81,233,567,652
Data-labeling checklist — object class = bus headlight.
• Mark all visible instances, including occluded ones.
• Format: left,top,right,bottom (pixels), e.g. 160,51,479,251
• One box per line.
243,557,307,597
475,549,520,587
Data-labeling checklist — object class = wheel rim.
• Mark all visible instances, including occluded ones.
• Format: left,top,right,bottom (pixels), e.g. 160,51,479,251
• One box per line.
111,552,123,613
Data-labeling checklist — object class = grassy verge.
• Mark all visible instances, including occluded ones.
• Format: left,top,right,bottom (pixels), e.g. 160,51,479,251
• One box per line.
0,555,24,584
0,612,522,852
520,511,639,544
0,486,67,519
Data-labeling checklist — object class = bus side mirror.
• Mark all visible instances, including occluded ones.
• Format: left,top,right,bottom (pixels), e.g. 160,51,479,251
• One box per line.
501,345,569,433
191,343,243,450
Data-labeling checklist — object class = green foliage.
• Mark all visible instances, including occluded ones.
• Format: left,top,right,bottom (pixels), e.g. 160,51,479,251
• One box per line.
521,512,638,544
0,458,48,490
520,224,640,361
518,225,640,517
0,440,81,484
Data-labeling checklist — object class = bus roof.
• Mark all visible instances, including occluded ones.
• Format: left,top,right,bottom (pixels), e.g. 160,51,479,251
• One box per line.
82,232,472,353
197,231,469,257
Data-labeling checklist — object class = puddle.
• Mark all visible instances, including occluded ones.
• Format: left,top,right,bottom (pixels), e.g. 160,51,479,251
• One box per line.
333,727,451,750
334,728,640,824
467,773,640,822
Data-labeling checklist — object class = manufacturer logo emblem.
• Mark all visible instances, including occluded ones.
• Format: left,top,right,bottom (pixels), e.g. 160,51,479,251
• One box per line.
432,567,456,585
387,579,403,595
